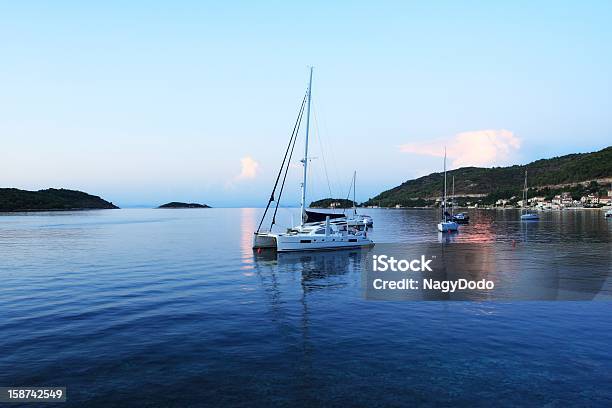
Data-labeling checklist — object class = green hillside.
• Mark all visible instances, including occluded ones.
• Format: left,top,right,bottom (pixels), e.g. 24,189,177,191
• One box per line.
364,146,612,207
0,188,119,211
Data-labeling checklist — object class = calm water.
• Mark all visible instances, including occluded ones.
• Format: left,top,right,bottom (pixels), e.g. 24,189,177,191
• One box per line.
1,208,611,407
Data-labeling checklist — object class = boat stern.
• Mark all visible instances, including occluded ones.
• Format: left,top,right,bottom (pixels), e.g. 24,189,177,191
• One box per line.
252,232,278,249
438,221,459,233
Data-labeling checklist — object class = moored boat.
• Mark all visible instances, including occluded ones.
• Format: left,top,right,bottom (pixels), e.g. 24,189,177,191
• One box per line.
347,214,373,227
520,212,540,221
305,172,374,228
253,68,374,251
438,220,459,233
437,149,458,233
520,169,539,221
452,212,470,223
345,171,373,227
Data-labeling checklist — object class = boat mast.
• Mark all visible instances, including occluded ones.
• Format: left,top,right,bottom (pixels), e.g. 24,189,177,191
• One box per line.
353,170,357,215
300,67,314,227
523,169,528,213
443,147,447,220
451,175,455,216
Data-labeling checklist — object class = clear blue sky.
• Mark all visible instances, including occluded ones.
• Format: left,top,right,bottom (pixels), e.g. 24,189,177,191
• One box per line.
1,1,610,207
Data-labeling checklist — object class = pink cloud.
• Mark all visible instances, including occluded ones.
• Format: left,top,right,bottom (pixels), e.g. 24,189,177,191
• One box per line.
235,156,260,180
399,129,521,168
225,156,260,190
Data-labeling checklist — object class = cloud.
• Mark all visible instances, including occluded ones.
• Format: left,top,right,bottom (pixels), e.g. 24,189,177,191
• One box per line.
225,156,260,190
236,156,260,180
399,129,521,168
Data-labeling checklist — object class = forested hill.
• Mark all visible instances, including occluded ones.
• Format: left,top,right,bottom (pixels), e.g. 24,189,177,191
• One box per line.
157,202,210,208
363,146,612,207
0,188,119,211
309,198,355,208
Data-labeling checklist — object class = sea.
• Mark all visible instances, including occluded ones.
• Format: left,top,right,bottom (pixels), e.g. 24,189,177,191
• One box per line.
1,208,611,407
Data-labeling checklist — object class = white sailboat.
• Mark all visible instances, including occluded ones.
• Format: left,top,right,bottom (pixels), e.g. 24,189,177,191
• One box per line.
437,149,458,233
253,68,374,252
520,169,539,221
345,171,374,227
301,171,373,227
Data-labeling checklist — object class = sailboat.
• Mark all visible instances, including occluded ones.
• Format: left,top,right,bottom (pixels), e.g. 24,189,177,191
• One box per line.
252,68,374,252
345,171,374,227
302,171,373,227
437,149,458,233
520,170,539,221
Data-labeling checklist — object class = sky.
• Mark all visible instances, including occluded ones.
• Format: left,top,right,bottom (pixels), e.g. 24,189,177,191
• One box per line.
1,1,610,207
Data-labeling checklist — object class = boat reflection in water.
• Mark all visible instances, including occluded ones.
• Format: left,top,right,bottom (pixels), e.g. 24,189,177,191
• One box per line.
247,206,611,303
253,248,364,293
250,247,368,371
437,231,459,243
255,237,612,301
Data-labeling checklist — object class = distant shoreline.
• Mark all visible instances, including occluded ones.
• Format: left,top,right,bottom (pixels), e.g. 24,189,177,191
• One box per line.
0,208,120,213
1,207,610,213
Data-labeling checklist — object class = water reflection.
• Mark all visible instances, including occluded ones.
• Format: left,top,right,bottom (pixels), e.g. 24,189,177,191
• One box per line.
253,248,362,292
243,207,611,301
437,231,458,243
249,246,370,384
3,208,612,406
240,208,258,260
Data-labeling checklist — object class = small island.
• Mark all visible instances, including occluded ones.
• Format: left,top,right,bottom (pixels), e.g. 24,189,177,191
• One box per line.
0,188,119,211
157,202,211,209
309,198,356,209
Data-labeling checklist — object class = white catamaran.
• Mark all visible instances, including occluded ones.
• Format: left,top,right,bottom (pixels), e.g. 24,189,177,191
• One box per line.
252,68,374,252
437,148,459,233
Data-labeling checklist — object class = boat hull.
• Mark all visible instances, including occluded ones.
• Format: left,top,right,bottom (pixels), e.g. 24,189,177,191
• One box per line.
437,221,458,232
520,213,539,221
252,232,278,249
452,213,469,224
275,234,373,252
